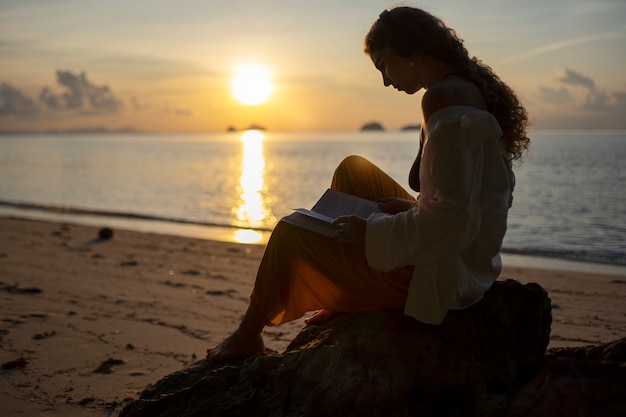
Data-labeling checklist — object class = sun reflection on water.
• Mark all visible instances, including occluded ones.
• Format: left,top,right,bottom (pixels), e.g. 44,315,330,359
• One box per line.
232,130,275,243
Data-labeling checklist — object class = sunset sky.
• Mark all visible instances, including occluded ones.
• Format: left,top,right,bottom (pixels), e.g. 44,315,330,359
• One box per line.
1,0,625,133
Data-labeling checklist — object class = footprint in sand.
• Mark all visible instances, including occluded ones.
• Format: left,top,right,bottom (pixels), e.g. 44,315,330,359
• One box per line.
92,358,126,374
32,330,57,340
206,289,236,297
163,280,186,288
209,274,227,280
0,282,43,294
1,358,28,370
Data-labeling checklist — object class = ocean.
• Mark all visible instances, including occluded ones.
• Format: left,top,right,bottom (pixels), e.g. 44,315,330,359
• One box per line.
1,130,625,274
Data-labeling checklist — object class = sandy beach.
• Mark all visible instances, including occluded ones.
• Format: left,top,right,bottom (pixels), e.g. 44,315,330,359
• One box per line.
1,216,625,416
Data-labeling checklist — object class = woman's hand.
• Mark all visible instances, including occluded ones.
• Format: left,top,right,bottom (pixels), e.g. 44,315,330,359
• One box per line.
377,197,416,214
332,215,366,244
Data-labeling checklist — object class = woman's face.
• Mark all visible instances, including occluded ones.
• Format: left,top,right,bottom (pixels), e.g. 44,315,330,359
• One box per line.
370,47,421,94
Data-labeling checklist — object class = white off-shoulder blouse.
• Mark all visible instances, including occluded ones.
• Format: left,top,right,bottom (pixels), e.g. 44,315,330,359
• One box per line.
365,105,515,324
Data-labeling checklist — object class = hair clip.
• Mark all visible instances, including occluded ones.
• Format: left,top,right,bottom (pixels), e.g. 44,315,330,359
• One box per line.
379,9,390,20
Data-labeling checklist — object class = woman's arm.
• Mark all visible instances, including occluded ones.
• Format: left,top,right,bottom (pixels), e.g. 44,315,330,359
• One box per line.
364,107,503,271
377,197,417,214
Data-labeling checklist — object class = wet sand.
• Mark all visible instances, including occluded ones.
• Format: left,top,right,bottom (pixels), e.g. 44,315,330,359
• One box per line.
1,217,624,416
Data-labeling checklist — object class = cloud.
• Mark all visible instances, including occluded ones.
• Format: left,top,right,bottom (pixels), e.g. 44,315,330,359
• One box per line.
582,89,611,110
0,83,38,116
536,86,573,105
555,69,625,111
533,67,626,128
503,30,624,64
614,91,626,106
556,68,595,90
131,96,150,111
1,70,130,123
174,108,191,116
39,70,123,114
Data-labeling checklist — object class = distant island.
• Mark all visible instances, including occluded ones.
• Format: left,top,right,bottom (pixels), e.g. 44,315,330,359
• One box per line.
227,124,267,132
359,122,421,132
0,127,141,134
360,122,384,131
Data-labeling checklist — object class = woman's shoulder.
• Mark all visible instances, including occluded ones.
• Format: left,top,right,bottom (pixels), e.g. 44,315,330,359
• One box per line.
422,75,486,123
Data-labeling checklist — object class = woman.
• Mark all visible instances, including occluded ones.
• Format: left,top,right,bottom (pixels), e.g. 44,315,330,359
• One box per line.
208,7,529,361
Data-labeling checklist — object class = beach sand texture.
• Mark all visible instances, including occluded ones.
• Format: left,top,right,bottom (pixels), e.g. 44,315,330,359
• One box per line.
1,217,625,416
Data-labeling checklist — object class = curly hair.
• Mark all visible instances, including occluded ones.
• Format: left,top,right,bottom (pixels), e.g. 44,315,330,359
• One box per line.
365,7,530,161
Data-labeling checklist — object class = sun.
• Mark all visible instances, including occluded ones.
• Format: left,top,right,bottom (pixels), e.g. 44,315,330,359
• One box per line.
230,63,273,106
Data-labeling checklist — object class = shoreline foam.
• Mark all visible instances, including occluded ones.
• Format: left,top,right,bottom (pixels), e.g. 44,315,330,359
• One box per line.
2,206,625,276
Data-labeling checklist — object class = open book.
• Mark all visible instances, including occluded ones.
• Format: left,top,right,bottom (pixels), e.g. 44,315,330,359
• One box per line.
281,189,380,238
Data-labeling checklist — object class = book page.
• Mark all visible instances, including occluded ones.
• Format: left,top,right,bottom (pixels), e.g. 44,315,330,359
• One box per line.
311,189,380,218
281,189,380,237
281,211,338,238
292,208,334,223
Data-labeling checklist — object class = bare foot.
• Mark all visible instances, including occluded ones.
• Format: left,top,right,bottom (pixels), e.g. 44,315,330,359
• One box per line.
304,309,341,325
207,330,265,361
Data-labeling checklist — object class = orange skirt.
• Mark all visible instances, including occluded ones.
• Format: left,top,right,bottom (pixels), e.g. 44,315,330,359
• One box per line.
250,155,416,326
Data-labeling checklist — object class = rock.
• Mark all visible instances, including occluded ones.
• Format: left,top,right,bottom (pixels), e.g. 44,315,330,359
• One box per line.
98,227,113,240
120,279,554,417
505,337,626,416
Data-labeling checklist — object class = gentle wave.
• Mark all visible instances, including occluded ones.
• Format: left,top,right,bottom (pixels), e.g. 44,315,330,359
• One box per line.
0,200,273,232
2,199,624,267
501,248,626,267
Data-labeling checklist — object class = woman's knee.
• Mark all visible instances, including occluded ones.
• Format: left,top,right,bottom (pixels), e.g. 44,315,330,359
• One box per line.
337,155,369,170
331,155,379,193
333,155,372,178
